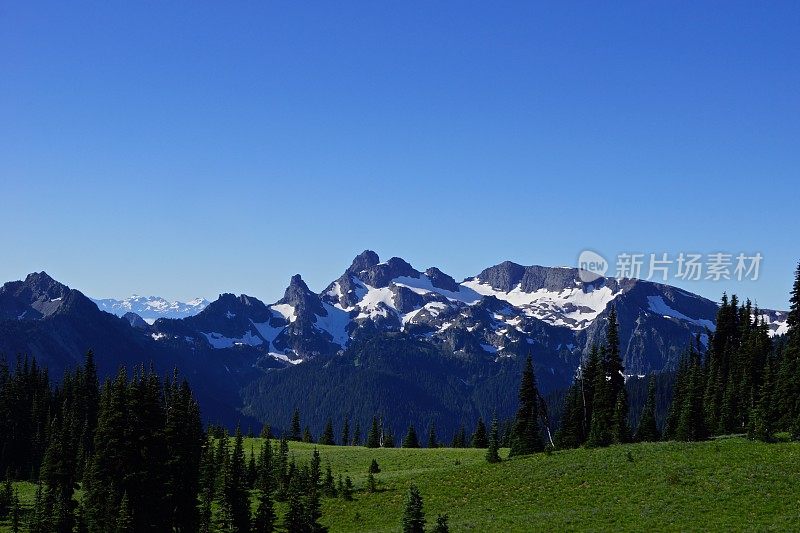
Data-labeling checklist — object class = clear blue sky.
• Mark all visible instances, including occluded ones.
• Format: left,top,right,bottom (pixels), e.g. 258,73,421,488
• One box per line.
1,2,798,309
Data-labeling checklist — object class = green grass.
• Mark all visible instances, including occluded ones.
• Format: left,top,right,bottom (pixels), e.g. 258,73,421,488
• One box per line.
4,438,799,531
257,438,800,532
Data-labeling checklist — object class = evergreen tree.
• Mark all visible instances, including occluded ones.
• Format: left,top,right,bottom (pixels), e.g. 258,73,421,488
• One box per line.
40,413,77,532
114,493,133,533
366,417,382,448
252,441,276,533
471,417,488,448
341,416,350,447
611,390,631,444
290,409,302,441
9,489,20,533
306,448,326,532
221,426,251,532
197,436,217,533
283,473,307,532
451,425,467,448
426,423,438,448
675,348,708,441
586,348,613,448
367,472,377,493
342,476,353,501
635,375,660,442
778,263,800,434
556,347,598,449
259,424,273,440
402,424,420,448
432,514,450,533
320,418,335,445
275,436,290,501
351,422,362,446
508,356,544,456
605,308,629,444
401,484,425,533
383,428,396,448
247,446,258,489
163,376,203,532
749,356,776,442
369,459,381,474
323,463,336,498
486,414,501,463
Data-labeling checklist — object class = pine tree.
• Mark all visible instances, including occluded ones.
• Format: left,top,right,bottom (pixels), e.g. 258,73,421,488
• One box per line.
509,356,544,456
586,348,613,448
9,489,20,533
451,425,467,448
259,424,273,440
247,446,258,489
290,409,302,441
114,493,133,533
611,390,631,444
369,459,381,474
749,356,776,442
366,417,381,448
303,426,315,443
341,416,350,447
252,442,276,533
486,414,501,463
275,436,290,501
556,352,596,449
320,418,335,445
163,377,203,531
664,353,690,440
283,473,307,532
383,428,395,448
197,436,216,533
351,422,362,446
401,484,425,533
675,348,708,442
471,417,488,448
426,423,438,448
367,472,377,493
222,426,251,532
778,262,800,434
432,514,450,533
605,308,629,444
635,375,660,442
306,448,326,532
323,463,336,498
342,476,353,501
402,424,420,448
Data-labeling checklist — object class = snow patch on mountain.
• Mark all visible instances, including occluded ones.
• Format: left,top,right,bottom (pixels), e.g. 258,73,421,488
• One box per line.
758,311,789,338
314,303,350,345
647,296,716,331
271,304,297,323
461,280,620,330
202,331,264,349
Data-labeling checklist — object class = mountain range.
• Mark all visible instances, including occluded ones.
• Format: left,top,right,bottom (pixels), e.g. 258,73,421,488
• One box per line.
0,251,788,437
91,295,210,323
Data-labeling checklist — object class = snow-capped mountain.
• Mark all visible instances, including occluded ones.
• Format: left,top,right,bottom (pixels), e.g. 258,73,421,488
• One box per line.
0,258,791,435
150,250,789,378
91,295,209,323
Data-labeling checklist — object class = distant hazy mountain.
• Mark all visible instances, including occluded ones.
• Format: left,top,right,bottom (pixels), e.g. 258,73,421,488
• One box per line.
91,295,209,323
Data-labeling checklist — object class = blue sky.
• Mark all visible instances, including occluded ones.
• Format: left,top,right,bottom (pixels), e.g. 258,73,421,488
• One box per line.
1,2,798,309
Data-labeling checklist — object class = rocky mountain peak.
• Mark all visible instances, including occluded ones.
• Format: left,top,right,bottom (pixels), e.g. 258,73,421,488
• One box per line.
279,274,324,315
347,250,381,275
